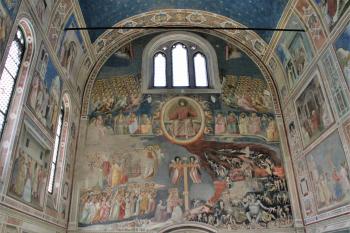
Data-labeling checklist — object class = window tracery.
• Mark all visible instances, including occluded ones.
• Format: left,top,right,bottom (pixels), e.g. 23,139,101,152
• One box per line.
142,31,221,94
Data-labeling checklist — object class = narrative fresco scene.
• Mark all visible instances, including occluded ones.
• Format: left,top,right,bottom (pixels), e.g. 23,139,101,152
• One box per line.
8,117,50,210
57,14,86,80
2,1,350,233
27,43,62,135
335,21,350,90
314,0,350,30
0,0,21,59
75,33,292,232
295,71,333,146
319,49,349,118
306,131,350,212
276,14,314,90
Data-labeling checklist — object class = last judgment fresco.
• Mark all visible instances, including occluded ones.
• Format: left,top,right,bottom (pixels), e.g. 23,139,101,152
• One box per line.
76,33,292,232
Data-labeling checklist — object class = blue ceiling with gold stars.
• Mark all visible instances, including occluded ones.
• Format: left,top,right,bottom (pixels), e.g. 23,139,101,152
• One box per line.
77,0,289,42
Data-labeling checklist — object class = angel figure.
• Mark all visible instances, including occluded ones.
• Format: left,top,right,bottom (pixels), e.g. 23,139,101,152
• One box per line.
189,156,201,184
169,157,183,184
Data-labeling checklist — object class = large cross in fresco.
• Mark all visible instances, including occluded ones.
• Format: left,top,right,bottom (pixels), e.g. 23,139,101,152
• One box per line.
169,156,201,211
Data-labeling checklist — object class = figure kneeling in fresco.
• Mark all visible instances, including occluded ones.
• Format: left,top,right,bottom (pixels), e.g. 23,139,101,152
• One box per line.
242,194,274,225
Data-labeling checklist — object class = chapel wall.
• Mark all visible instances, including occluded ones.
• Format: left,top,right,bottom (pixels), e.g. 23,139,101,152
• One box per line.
0,0,87,231
69,25,299,232
1,0,350,233
269,0,350,232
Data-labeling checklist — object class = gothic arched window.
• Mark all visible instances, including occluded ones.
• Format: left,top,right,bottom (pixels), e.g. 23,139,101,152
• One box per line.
153,52,167,87
48,104,64,194
171,43,190,87
194,52,208,87
0,28,26,139
152,42,208,88
143,32,221,94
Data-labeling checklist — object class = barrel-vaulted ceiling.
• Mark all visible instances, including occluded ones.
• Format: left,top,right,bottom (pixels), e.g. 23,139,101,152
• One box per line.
77,0,289,43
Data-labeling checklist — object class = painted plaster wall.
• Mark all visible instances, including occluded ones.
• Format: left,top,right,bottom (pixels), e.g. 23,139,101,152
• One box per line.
69,25,299,233
0,0,349,233
0,0,85,232
270,1,350,232
69,1,350,232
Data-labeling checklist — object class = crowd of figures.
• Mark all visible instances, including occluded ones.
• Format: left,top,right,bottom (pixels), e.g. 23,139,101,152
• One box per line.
89,95,280,142
204,147,285,181
185,146,292,228
88,75,281,143
79,144,292,229
89,91,155,137
188,190,292,229
10,148,47,207
309,159,350,209
79,183,187,226
89,113,153,137
222,75,274,113
214,112,279,141
79,183,158,225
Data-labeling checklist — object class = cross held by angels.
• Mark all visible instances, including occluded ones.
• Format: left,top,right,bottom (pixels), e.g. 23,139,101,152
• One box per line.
169,156,201,211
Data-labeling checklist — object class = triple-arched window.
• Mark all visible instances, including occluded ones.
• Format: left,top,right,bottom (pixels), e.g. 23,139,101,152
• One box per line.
153,42,208,88
142,32,221,94
0,28,25,139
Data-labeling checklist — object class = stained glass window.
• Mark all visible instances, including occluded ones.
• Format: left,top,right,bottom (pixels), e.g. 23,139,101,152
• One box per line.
48,105,64,194
0,28,25,138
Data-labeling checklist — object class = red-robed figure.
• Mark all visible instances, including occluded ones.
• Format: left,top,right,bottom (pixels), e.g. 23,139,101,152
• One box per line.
169,99,197,138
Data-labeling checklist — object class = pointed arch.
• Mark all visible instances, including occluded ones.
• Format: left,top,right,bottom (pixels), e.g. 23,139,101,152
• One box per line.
153,52,167,87
193,52,208,87
171,43,190,87
47,92,71,208
0,17,35,179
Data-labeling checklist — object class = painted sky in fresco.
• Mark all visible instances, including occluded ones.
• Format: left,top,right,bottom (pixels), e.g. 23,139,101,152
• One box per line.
2,0,21,17
78,0,288,42
335,24,350,51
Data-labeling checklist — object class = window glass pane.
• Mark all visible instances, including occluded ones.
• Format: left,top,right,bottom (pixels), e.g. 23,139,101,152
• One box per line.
57,119,62,137
52,136,60,163
194,53,208,87
154,53,166,87
17,30,24,44
9,43,21,64
48,164,56,193
0,70,15,113
48,105,64,193
9,53,21,66
0,28,25,138
5,55,20,77
172,43,189,87
0,113,4,134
